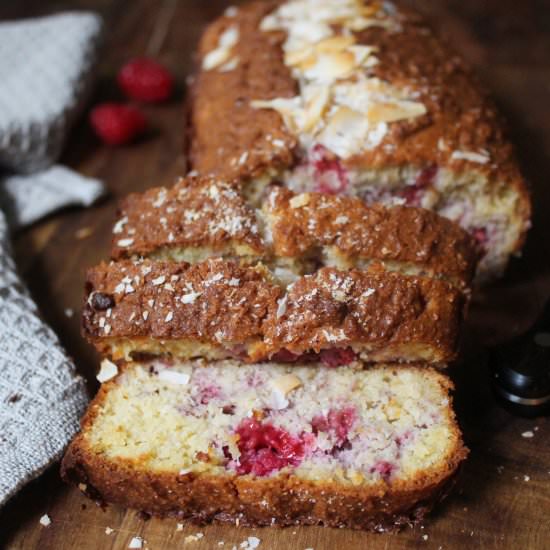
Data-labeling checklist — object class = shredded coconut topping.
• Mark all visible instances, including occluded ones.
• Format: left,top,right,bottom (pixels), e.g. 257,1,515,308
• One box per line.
252,0,425,158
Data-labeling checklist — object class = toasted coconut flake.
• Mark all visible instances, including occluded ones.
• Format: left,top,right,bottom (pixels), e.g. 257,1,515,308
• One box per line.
270,373,303,395
367,100,427,123
97,359,118,383
203,26,239,70
451,150,490,164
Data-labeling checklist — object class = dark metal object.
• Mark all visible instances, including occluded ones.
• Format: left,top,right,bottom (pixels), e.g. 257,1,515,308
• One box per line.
490,300,550,417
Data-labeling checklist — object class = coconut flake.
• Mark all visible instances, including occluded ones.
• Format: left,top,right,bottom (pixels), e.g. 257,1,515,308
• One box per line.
451,150,490,164
113,216,128,234
117,238,134,248
158,369,190,385
97,359,118,383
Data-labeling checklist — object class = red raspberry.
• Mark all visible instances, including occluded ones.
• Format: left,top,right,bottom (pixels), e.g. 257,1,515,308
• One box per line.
311,406,357,442
319,347,357,367
270,349,318,363
90,103,147,146
118,58,174,102
235,418,306,476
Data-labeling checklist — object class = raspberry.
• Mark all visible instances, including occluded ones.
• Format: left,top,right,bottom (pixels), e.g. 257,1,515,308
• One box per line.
371,460,395,480
311,406,357,442
472,227,488,248
271,349,318,363
118,58,174,102
235,418,306,476
319,347,357,367
399,165,437,206
310,144,348,195
90,103,147,146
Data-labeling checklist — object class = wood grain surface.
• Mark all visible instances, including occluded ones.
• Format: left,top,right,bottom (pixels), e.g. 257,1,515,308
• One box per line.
1,1,549,548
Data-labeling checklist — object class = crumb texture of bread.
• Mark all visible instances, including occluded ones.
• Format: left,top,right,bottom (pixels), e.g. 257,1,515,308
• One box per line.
83,259,464,364
188,0,530,280
62,361,467,530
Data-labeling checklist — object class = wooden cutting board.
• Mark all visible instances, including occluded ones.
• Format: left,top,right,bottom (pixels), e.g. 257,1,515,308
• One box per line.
1,0,549,548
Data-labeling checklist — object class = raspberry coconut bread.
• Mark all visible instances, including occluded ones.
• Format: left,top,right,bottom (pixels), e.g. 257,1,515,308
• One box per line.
62,360,467,530
189,0,531,279
112,175,479,289
83,258,465,365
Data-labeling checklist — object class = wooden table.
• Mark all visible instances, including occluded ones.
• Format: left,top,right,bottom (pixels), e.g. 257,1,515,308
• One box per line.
1,1,549,548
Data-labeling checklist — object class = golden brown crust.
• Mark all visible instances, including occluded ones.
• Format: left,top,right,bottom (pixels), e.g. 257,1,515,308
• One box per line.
188,0,531,259
83,259,464,363
189,0,299,180
112,175,264,260
82,259,278,350
190,0,521,182
260,267,464,363
266,187,479,288
108,174,478,289
61,366,468,531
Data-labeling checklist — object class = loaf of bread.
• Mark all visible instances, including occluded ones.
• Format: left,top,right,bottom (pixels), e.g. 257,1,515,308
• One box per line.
61,360,467,530
111,175,478,289
188,0,530,280
83,258,465,365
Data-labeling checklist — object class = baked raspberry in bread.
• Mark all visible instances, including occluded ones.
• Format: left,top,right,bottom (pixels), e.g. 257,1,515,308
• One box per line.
61,360,467,530
188,0,530,280
83,258,464,365
111,175,479,290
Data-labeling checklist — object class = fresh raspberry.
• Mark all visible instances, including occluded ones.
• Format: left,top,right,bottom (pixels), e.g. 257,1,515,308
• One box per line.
118,58,174,102
90,103,147,145
319,347,357,367
235,418,306,476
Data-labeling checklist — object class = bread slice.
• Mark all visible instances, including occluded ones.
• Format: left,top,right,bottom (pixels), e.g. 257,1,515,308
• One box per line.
110,175,478,290
83,258,465,365
111,175,265,264
188,0,530,280
61,360,467,530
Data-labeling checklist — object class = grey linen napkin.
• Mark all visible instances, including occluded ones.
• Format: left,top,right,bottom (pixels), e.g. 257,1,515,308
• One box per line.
0,12,104,506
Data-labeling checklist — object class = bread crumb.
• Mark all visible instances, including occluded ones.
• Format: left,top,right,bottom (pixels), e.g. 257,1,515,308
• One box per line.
78,483,87,492
128,537,143,549
105,527,114,535
524,475,530,482
75,226,93,240
64,308,74,318
176,523,184,531
422,534,428,540
522,430,534,438
39,514,51,527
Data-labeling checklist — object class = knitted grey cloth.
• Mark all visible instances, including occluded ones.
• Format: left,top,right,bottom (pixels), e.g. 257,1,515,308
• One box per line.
0,12,104,506
0,12,103,173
